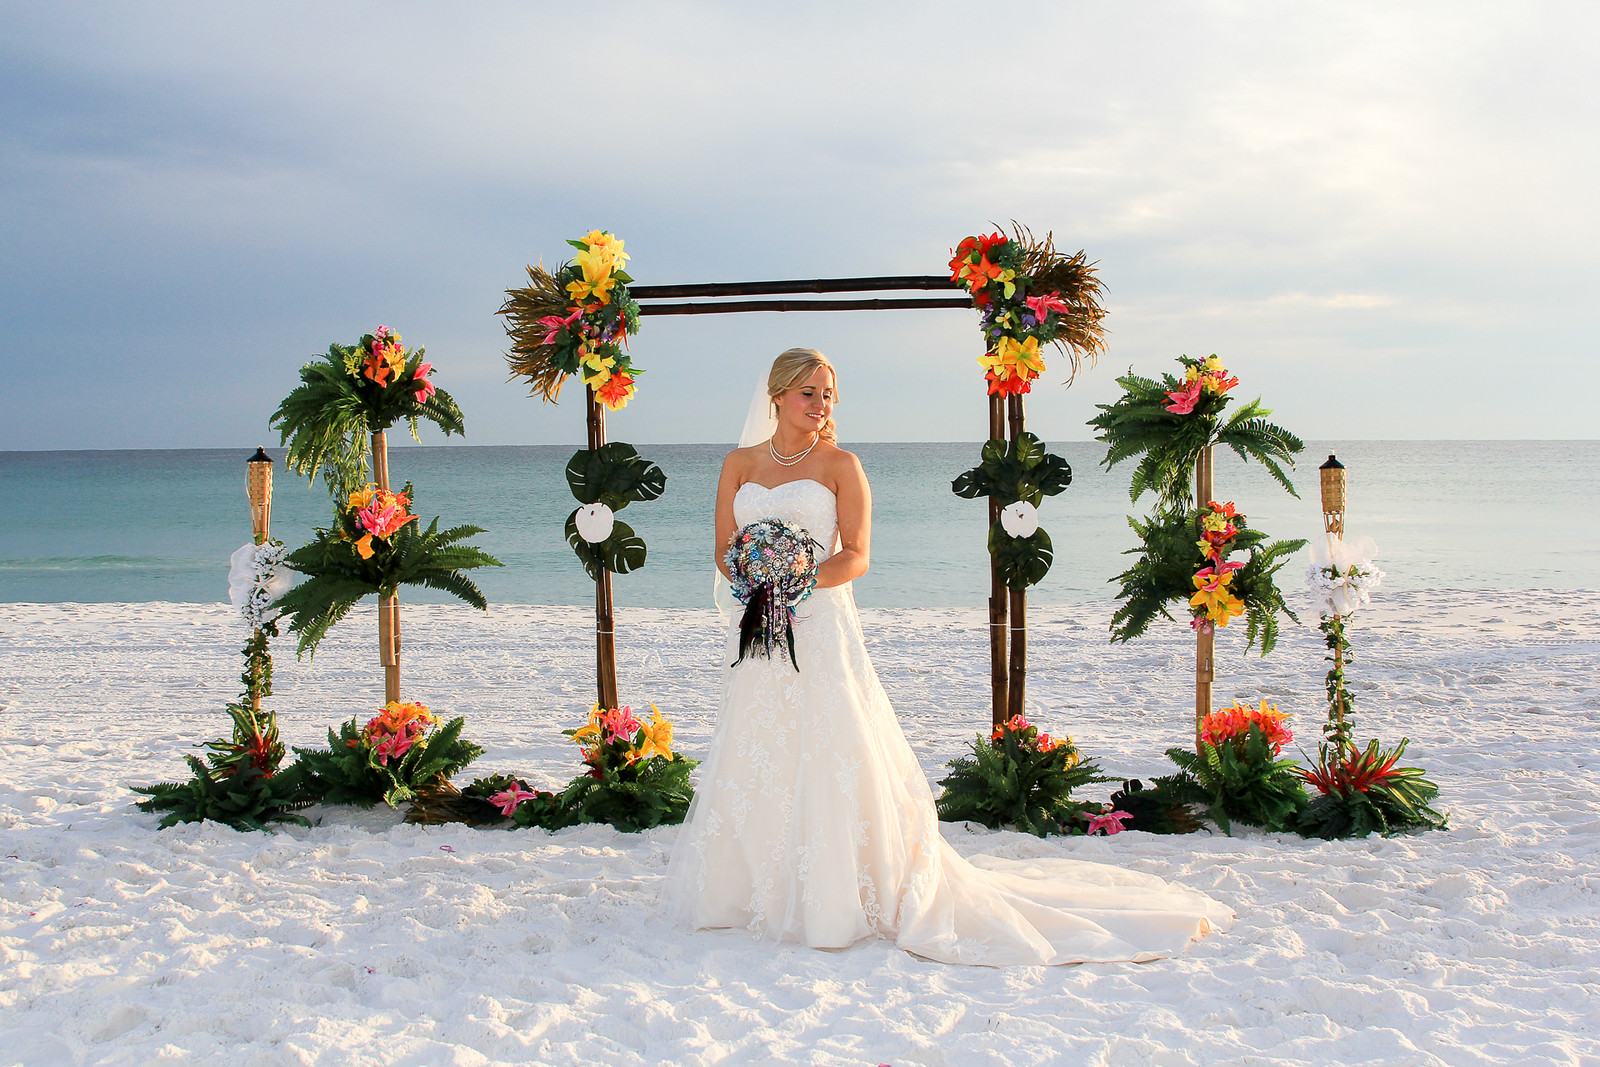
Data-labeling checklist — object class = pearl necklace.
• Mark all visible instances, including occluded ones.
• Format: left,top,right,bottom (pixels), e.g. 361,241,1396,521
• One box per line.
769,434,819,467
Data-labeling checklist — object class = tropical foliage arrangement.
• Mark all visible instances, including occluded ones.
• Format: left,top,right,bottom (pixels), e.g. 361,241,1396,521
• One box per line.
1164,701,1308,834
1089,354,1302,508
294,701,484,809
1108,500,1305,654
936,714,1106,837
132,704,312,831
500,231,642,410
487,705,697,833
271,327,464,500
948,225,1108,394
562,443,667,579
272,483,501,658
1297,738,1447,839
952,432,1073,590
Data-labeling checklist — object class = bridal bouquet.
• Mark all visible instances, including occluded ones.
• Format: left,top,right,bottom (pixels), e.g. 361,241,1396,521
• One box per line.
725,518,823,669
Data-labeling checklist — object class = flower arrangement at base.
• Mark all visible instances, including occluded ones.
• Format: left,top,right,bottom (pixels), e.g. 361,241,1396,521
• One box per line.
1164,701,1308,834
293,701,484,808
1100,779,1206,835
948,225,1108,394
1109,501,1305,654
951,432,1074,590
271,483,501,658
271,327,465,500
1089,354,1302,509
500,231,642,409
936,715,1107,837
493,705,697,833
132,704,312,831
1296,738,1447,840
725,519,824,668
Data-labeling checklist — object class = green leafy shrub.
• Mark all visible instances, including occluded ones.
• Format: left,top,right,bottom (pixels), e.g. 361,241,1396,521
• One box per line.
295,703,483,808
132,704,311,831
936,714,1106,836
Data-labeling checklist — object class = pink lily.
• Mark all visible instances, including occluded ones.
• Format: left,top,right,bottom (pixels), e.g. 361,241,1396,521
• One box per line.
488,782,537,816
600,705,643,743
1164,378,1202,415
1025,291,1070,321
1086,809,1133,836
412,361,435,403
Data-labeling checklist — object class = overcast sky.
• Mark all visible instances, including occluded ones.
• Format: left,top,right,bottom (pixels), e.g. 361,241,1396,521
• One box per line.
2,1,1595,450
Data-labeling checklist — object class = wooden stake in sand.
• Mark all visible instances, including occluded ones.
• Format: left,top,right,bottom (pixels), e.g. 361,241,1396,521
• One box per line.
372,430,401,705
587,385,621,711
1005,393,1029,724
1194,445,1215,753
987,394,1009,727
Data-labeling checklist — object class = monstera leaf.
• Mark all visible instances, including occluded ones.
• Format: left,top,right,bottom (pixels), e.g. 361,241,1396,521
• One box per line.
565,511,648,580
565,443,666,511
989,524,1055,590
953,432,1072,507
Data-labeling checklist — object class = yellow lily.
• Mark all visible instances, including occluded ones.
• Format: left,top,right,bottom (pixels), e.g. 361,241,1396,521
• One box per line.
1190,572,1244,626
570,703,604,745
632,703,675,762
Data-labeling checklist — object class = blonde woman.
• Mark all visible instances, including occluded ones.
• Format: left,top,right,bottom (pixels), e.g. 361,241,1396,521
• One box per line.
666,348,1233,965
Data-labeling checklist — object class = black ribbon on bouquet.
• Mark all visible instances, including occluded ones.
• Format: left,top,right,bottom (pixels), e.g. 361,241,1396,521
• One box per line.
733,583,800,671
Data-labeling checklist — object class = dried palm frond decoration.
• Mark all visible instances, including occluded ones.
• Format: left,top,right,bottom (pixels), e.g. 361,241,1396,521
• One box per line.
949,222,1109,393
498,231,643,410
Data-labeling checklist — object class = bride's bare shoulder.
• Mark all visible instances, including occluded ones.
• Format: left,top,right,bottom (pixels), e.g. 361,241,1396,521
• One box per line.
720,444,763,481
819,443,867,485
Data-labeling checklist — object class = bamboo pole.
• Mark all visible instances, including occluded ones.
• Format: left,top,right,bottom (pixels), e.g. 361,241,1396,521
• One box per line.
245,448,274,711
372,430,401,705
636,297,971,316
1320,455,1349,748
629,275,961,299
988,393,1008,728
1194,445,1215,752
1005,394,1028,723
587,386,620,711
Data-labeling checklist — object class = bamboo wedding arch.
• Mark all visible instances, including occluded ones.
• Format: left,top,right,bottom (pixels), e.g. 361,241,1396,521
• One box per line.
504,265,1101,728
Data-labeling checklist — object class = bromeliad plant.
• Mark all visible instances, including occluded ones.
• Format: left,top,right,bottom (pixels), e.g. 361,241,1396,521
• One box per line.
1109,501,1305,654
272,483,501,658
1297,738,1447,839
1164,701,1308,834
1089,354,1302,509
936,714,1107,837
132,704,312,831
294,701,484,808
272,326,464,501
500,230,642,410
492,704,697,833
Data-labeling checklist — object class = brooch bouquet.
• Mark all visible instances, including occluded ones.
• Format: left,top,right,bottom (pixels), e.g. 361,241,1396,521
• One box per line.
725,518,824,669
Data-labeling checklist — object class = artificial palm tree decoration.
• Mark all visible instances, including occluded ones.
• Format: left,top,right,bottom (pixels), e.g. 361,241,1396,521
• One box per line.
1091,355,1305,753
268,329,491,703
270,327,464,501
1088,356,1301,509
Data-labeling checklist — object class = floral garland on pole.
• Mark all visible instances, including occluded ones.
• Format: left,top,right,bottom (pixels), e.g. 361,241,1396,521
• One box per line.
500,231,664,711
227,539,291,706
947,224,1107,726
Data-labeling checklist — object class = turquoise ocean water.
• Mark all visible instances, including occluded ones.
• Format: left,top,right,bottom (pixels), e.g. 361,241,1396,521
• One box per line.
2,441,1596,608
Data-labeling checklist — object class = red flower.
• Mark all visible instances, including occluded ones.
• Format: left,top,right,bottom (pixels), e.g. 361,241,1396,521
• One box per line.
985,370,1032,397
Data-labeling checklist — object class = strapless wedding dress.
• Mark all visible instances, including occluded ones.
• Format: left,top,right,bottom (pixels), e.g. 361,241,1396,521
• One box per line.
664,478,1233,965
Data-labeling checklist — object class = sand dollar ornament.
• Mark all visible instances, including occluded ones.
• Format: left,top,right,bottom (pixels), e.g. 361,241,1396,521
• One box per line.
574,502,616,543
1000,500,1039,538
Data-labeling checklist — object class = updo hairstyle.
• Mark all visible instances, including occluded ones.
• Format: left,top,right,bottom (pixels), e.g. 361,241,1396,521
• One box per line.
767,347,838,443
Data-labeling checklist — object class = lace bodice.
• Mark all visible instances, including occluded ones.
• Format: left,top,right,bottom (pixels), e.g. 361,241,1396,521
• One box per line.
733,479,838,558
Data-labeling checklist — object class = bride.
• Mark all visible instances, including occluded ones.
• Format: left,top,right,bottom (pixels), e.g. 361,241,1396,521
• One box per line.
664,348,1233,965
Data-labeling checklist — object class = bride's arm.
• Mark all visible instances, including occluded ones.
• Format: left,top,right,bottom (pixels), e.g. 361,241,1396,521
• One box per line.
817,451,870,588
713,450,745,581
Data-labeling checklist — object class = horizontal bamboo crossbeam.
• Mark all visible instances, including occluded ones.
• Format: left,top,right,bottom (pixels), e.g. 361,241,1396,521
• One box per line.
638,297,971,316
629,275,960,299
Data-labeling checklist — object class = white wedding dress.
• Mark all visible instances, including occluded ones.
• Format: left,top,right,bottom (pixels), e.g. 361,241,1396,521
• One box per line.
665,478,1233,965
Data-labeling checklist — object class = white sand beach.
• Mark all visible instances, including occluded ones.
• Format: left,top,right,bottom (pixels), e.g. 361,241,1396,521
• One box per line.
2,590,1598,1066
